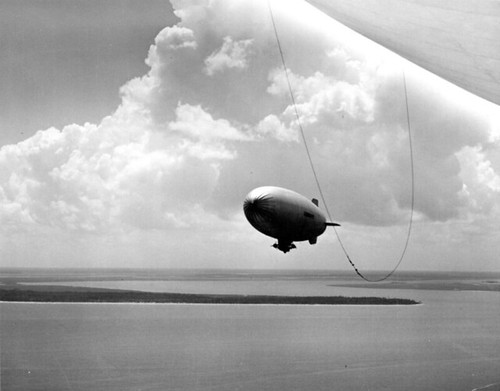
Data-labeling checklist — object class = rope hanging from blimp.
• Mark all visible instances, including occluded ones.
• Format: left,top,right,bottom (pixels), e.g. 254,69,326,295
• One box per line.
267,1,415,282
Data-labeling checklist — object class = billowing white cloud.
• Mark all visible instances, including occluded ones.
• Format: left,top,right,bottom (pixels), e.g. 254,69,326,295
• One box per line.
153,25,197,51
0,104,234,233
256,114,298,142
457,146,500,215
1,0,499,270
267,68,376,126
170,103,249,142
204,36,254,76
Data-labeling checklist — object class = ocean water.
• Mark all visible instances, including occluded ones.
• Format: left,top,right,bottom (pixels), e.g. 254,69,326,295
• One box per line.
1,270,500,391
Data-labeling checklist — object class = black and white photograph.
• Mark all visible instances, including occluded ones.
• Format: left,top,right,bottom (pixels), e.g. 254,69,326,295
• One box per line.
1,1,499,390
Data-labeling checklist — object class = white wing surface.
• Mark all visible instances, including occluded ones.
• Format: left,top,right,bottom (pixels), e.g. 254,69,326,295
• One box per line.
305,0,500,105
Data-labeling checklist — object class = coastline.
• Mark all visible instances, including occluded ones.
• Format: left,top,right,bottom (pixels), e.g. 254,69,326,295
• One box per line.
0,287,419,305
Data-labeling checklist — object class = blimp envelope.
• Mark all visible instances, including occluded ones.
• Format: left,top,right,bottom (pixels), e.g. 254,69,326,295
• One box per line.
305,0,500,106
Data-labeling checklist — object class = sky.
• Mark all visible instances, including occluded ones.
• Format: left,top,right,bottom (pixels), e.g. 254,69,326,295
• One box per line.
1,0,499,273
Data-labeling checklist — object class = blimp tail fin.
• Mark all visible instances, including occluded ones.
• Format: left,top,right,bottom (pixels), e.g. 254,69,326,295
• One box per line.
311,198,340,226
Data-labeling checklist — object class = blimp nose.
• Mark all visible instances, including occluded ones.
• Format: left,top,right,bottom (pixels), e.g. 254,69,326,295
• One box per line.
243,189,275,226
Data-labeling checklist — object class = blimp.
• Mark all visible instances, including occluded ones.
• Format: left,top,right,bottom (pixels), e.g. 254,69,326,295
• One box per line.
243,186,340,253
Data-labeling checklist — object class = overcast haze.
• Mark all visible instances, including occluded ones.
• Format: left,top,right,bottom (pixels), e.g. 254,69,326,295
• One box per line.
1,0,499,272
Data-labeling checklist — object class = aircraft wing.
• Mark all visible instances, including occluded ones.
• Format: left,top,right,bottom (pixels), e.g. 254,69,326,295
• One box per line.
305,0,500,106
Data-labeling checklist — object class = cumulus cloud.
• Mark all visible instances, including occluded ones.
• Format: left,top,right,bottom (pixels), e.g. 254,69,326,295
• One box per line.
0,104,232,232
204,36,254,76
256,114,298,142
267,68,376,126
457,146,500,215
153,25,197,51
170,103,249,142
1,0,499,270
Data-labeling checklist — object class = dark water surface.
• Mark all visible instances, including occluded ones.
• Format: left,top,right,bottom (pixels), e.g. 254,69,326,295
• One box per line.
1,269,499,390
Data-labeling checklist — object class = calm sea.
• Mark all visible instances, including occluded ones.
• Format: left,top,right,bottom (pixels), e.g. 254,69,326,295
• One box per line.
1,269,499,391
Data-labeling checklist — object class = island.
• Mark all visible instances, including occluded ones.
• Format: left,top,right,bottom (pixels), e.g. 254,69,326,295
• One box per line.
0,285,419,305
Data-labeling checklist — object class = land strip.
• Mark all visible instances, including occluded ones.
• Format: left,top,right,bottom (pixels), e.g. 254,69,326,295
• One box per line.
0,285,418,305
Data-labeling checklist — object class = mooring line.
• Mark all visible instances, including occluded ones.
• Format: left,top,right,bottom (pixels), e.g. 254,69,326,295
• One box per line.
268,1,415,282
